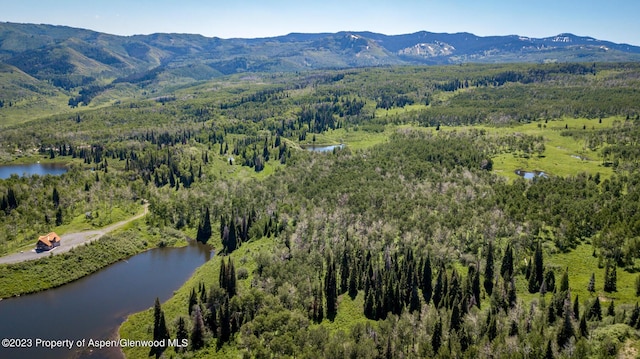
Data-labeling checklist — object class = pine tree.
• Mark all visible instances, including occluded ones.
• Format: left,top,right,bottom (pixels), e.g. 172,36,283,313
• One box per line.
588,297,602,321
484,242,495,296
385,336,393,359
545,340,554,359
325,252,338,320
450,301,462,332
525,257,532,279
509,320,519,336
218,296,231,346
316,285,324,323
448,269,461,309
348,263,358,299
528,266,539,293
188,288,198,315
557,306,575,348
507,277,517,308
196,207,212,243
559,268,570,292
529,242,544,293
6,189,17,208
579,314,589,338
487,314,497,342
191,305,205,350
629,302,640,327
604,262,617,292
364,290,376,319
227,219,238,252
573,294,580,319
459,326,471,352
219,258,228,291
500,242,514,279
607,300,615,317
544,270,556,293
175,317,188,353
409,280,420,313
587,273,596,295
340,249,350,294
421,255,433,304
55,208,63,226
205,292,219,337
431,319,442,354
199,282,207,303
52,187,60,208
151,298,170,358
547,300,557,324
433,267,444,309
472,264,481,309
227,258,237,298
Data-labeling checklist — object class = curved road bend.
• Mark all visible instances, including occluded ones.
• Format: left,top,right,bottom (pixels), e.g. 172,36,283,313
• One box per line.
0,204,149,265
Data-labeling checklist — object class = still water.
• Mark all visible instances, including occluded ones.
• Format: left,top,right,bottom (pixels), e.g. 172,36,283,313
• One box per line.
303,144,345,153
515,169,548,180
0,243,211,359
0,163,68,179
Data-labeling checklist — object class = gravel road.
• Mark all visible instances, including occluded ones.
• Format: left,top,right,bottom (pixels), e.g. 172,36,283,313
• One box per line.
0,204,149,265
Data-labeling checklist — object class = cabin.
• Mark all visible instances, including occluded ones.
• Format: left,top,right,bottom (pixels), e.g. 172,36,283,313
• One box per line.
36,232,61,252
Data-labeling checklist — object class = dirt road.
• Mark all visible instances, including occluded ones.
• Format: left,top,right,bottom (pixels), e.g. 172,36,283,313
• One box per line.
0,204,149,265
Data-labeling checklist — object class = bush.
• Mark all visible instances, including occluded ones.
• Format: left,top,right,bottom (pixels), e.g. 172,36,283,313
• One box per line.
237,267,249,280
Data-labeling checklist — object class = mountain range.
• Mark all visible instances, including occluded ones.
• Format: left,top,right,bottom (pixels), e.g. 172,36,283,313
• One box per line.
1,21,640,107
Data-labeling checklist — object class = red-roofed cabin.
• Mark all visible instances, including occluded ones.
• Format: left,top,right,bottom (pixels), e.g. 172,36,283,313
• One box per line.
36,232,61,252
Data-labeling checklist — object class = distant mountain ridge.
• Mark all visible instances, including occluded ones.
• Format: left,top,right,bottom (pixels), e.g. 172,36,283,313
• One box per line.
1,21,640,98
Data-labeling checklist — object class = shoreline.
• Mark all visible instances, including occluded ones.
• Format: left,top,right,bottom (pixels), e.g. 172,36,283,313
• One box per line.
0,224,192,299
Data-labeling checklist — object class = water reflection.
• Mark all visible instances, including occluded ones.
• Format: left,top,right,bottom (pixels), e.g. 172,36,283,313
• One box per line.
0,242,211,359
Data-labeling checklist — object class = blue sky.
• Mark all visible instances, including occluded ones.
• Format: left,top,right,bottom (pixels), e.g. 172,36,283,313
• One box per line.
2,0,640,45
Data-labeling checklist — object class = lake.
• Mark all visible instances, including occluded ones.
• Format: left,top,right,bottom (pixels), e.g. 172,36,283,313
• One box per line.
515,169,548,180
303,144,345,153
0,243,212,359
0,163,68,179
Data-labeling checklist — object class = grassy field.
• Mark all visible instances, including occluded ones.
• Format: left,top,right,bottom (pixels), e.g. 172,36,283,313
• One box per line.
479,117,618,181
549,243,639,306
297,112,620,183
374,104,429,118
515,243,640,312
299,126,392,151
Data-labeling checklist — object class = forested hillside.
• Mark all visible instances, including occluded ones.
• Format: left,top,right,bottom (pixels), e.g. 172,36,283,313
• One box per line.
2,21,640,126
2,62,640,358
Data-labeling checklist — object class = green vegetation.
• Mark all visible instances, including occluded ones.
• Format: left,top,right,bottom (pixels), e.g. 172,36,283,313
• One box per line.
0,221,188,298
0,161,144,255
2,62,640,358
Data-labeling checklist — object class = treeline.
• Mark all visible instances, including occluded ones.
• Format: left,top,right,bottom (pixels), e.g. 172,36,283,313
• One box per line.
68,85,107,107
137,129,638,357
434,63,597,91
6,63,640,161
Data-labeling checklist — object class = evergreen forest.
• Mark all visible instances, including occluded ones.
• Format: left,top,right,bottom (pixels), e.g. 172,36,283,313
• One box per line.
2,62,640,358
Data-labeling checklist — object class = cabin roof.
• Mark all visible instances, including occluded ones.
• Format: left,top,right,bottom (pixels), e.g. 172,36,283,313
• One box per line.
37,232,61,246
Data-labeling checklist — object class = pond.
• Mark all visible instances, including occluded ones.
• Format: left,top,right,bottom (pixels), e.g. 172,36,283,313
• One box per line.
515,169,548,180
0,163,68,179
0,243,212,359
303,144,345,153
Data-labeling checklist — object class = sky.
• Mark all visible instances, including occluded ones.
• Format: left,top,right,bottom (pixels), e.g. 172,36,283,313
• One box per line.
2,0,640,46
